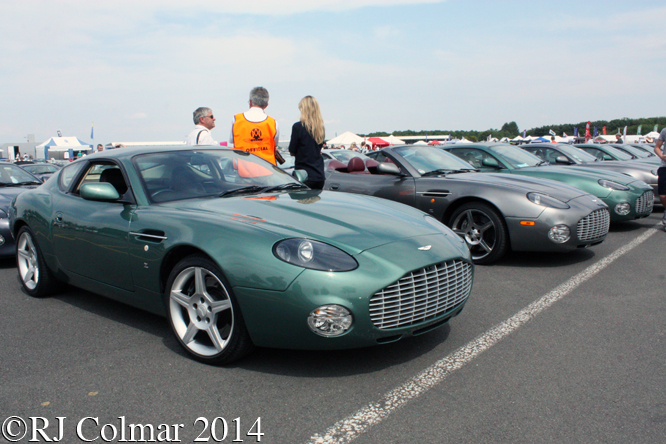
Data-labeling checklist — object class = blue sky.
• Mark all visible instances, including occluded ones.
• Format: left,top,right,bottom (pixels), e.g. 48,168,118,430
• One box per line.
1,0,665,145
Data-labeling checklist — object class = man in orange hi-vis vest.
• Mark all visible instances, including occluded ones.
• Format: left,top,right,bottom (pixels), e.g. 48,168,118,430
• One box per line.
229,87,280,165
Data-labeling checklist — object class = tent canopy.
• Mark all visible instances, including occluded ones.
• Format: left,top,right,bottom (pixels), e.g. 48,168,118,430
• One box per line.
384,135,405,145
37,136,92,151
327,131,364,147
367,137,389,148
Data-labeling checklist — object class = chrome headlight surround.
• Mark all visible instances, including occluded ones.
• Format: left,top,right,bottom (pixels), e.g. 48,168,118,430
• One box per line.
598,179,630,191
548,225,571,243
307,305,353,337
273,238,358,271
614,202,631,215
527,193,570,209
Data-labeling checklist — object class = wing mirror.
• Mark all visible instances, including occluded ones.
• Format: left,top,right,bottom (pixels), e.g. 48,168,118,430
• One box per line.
292,169,308,183
376,162,402,175
80,182,120,201
482,157,501,168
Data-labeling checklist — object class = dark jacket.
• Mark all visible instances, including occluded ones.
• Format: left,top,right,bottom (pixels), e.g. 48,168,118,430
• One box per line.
288,121,325,183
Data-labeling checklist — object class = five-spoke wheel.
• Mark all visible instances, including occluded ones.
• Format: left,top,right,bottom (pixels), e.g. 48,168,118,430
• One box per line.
16,226,61,297
449,202,508,265
165,255,253,364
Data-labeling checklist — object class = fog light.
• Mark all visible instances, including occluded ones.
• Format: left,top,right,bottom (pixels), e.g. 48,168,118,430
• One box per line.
307,305,353,337
548,225,570,243
0,234,4,246
614,202,630,216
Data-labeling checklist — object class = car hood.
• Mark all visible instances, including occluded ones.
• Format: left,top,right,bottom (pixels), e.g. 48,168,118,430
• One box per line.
160,190,455,253
0,186,36,210
449,172,589,202
517,165,643,185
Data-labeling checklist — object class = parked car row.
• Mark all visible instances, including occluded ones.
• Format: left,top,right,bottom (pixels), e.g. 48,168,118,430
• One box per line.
3,141,660,365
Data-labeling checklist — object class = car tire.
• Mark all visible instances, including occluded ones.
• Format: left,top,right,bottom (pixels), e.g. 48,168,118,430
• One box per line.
449,202,509,265
16,226,62,297
165,255,254,365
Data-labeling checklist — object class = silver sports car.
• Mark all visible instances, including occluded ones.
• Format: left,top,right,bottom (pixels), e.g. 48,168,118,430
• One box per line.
323,145,610,264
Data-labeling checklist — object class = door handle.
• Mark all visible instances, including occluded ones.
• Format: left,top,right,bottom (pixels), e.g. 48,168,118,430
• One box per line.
330,184,339,190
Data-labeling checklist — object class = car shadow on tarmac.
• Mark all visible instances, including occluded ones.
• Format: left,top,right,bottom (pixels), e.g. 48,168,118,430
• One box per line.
38,283,455,376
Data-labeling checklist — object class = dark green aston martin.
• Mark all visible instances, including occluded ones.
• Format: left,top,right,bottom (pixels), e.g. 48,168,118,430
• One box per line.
9,146,473,364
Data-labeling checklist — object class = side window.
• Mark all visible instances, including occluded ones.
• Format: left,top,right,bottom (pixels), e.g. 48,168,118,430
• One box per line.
58,162,86,192
74,163,128,196
450,149,483,168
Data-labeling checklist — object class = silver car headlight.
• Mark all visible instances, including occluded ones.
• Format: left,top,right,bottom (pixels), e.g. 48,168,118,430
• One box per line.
308,305,353,337
652,170,658,176
273,238,358,271
0,209,7,218
598,179,630,191
614,203,631,215
527,193,570,209
548,225,571,243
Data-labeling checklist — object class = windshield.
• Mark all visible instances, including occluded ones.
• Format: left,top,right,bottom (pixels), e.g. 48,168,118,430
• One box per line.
134,149,298,202
393,146,475,173
589,145,633,160
487,144,542,168
0,164,41,185
23,165,59,174
613,145,651,158
555,145,598,163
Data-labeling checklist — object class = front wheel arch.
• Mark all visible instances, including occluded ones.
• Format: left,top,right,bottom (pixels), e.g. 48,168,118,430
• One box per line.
447,201,510,265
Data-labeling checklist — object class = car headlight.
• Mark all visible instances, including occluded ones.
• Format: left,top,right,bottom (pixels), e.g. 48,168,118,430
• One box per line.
548,225,571,243
308,305,353,336
273,238,358,271
598,179,630,191
527,193,570,209
614,203,631,215
0,209,7,219
652,170,658,176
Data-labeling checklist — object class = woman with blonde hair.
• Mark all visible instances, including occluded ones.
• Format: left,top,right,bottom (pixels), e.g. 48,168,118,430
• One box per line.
288,95,326,189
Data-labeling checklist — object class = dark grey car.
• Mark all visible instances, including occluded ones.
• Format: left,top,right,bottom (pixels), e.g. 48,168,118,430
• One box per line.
323,145,610,264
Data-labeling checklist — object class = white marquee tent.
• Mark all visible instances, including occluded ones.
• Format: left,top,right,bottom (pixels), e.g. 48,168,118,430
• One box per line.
327,131,364,148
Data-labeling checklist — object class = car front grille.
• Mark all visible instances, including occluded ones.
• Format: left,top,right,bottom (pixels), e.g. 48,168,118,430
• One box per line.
369,260,473,330
635,191,654,214
577,209,610,241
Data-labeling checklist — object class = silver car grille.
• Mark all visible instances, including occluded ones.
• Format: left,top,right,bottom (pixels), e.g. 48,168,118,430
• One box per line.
369,260,473,330
577,209,610,241
635,191,654,214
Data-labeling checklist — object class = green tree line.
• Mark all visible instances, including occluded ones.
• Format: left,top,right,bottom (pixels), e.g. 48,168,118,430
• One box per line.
364,117,666,142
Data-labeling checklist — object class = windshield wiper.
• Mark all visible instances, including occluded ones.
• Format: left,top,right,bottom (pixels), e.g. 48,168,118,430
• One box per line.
218,185,269,198
264,182,309,193
445,168,479,175
420,169,451,177
2,181,41,187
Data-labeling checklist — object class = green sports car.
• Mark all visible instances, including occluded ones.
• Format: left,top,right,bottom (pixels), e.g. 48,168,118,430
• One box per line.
444,143,653,222
9,146,473,364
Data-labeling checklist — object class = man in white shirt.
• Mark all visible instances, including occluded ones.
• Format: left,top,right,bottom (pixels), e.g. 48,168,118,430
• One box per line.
186,107,218,145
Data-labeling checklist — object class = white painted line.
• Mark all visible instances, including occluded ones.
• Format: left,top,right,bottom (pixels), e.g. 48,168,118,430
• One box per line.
307,227,660,444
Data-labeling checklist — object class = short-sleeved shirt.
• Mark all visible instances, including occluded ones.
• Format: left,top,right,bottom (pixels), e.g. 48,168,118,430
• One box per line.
659,128,666,167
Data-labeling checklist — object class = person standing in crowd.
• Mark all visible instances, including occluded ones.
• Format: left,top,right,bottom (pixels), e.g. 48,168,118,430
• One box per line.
615,134,623,144
654,128,666,228
96,144,104,152
230,87,279,165
186,107,218,145
288,96,326,190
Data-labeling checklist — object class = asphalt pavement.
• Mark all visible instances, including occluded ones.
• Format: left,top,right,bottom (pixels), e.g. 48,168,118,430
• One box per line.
1,209,665,444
